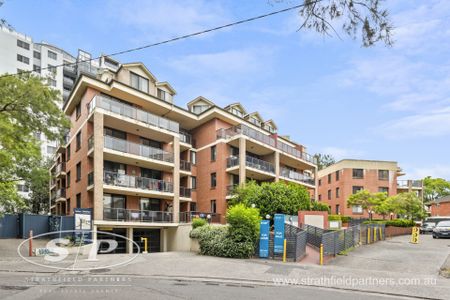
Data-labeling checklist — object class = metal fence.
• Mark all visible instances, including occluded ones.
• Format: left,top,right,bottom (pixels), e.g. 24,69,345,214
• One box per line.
255,223,307,262
0,214,74,239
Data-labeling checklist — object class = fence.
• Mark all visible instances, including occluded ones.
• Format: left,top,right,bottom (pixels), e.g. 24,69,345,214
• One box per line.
255,223,307,262
301,223,386,256
0,214,74,239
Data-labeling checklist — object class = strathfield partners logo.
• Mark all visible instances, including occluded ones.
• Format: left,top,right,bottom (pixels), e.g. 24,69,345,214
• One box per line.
17,230,140,271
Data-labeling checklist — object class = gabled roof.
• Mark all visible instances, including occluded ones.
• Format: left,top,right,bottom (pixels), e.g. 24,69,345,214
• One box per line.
434,195,450,204
187,96,215,108
263,119,278,130
224,102,247,115
156,81,177,95
119,62,157,82
245,111,264,122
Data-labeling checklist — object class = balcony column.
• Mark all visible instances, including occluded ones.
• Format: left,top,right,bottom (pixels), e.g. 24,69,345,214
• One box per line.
161,228,168,252
93,112,104,221
314,166,318,201
275,151,280,182
173,136,180,223
126,227,133,254
239,137,246,185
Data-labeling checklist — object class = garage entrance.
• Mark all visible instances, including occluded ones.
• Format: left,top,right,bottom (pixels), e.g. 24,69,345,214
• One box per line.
133,228,161,253
97,227,127,254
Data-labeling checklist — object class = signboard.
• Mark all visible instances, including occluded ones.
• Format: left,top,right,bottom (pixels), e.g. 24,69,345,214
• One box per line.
274,214,285,254
259,220,270,258
74,208,92,231
410,226,419,244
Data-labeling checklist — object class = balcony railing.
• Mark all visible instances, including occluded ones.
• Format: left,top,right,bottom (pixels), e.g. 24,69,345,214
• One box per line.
226,184,237,196
103,170,174,193
88,135,94,150
217,124,316,165
180,160,191,172
280,167,315,185
179,130,192,144
179,211,221,223
103,208,173,223
180,186,192,198
226,155,275,174
53,162,66,175
88,94,179,133
51,188,66,201
217,124,276,147
104,135,174,163
397,180,423,188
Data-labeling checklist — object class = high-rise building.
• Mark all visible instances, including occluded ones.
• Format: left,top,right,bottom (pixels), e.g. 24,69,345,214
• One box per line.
49,62,318,253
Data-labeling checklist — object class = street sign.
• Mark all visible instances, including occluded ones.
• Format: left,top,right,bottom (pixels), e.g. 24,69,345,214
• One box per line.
410,226,419,244
259,220,270,258
274,214,285,254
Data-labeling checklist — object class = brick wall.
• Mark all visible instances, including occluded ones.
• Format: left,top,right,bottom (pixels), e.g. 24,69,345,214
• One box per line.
430,202,450,216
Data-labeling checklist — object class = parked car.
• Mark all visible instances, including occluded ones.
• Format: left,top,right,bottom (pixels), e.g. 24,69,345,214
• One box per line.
420,222,436,234
432,220,450,238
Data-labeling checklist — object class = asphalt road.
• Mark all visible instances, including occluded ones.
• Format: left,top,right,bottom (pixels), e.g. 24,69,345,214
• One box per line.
0,274,417,300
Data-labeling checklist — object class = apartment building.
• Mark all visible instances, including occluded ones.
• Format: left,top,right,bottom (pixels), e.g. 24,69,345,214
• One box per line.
50,62,317,253
317,159,423,218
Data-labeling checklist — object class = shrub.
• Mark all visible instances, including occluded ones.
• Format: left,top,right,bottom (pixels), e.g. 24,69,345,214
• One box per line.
226,204,260,243
311,201,330,212
341,216,352,223
385,219,415,227
192,217,207,229
328,214,341,221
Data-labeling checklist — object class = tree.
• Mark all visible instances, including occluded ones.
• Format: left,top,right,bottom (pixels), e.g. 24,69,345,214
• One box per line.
285,0,393,47
372,192,392,219
423,176,450,204
314,153,335,170
229,181,311,218
389,192,425,220
0,74,69,211
27,161,52,214
347,189,379,217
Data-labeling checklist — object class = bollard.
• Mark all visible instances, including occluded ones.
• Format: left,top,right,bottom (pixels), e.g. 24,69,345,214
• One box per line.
319,243,324,265
379,227,383,240
374,226,377,242
141,237,148,253
28,230,33,257
367,227,371,244
282,239,287,263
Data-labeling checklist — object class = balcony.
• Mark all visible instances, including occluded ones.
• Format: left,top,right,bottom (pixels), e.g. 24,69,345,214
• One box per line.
227,155,275,174
103,170,174,194
180,186,192,199
397,180,423,189
277,141,316,165
226,184,237,196
104,135,174,164
103,208,173,223
88,94,179,133
51,188,66,201
280,167,315,186
180,160,191,172
88,171,94,186
179,211,221,223
52,162,66,177
179,130,192,145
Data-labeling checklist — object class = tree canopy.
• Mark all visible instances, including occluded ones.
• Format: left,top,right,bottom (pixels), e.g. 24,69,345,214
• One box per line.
229,181,311,218
314,153,336,170
423,176,450,203
0,74,69,212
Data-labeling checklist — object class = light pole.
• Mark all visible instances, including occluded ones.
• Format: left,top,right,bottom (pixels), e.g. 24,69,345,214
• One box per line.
207,214,211,224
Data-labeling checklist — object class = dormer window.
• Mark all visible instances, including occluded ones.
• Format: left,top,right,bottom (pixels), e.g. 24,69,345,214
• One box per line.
192,105,209,114
230,107,243,118
264,125,275,133
249,117,261,127
157,88,167,101
130,72,149,93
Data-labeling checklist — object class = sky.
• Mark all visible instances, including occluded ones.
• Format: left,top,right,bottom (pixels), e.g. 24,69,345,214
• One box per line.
1,0,449,180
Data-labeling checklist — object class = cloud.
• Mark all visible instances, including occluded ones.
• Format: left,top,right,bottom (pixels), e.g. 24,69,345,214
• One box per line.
404,164,450,181
320,147,365,161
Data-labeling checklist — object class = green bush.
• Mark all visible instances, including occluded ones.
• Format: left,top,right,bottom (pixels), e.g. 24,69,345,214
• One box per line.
385,219,415,227
341,216,352,223
311,201,330,212
189,204,261,259
192,217,207,229
328,214,341,221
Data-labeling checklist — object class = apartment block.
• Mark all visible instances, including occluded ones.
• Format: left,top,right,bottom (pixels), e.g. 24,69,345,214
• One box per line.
49,62,317,253
317,159,423,218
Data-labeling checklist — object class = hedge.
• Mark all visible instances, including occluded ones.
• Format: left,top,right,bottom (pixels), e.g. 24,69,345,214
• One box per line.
363,219,415,227
192,217,207,229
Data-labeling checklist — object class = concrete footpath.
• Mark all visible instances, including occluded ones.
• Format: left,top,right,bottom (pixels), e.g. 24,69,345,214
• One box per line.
0,235,449,299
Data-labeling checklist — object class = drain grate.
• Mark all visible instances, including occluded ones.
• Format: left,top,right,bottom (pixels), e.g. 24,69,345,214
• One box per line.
0,286,29,291
89,268,111,273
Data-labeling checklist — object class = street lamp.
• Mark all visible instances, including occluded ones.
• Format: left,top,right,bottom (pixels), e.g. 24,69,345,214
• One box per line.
265,214,271,220
369,210,373,221
390,212,394,220
251,203,256,208
206,214,211,224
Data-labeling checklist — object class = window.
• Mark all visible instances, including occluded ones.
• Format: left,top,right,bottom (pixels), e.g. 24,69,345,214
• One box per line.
327,189,331,200
140,198,160,211
17,184,29,193
76,132,81,151
47,78,56,87
47,145,56,155
210,200,217,213
210,173,217,188
230,146,239,156
230,107,243,118
17,54,29,64
76,193,81,208
352,205,363,214
210,146,217,161
191,176,197,190
336,187,340,198
48,64,57,74
318,194,322,201
336,170,340,181
379,187,389,194
75,103,81,119
130,72,149,93
48,50,57,60
104,127,126,139
352,168,364,179
33,51,41,59
17,39,30,50
33,65,40,72
249,117,261,126
335,204,340,215
66,144,71,161
190,151,197,165
67,172,71,188
157,88,167,101
352,186,363,194
318,179,322,186
378,170,389,180
192,105,209,114
67,199,70,214
328,174,332,184
76,162,81,182
190,202,197,211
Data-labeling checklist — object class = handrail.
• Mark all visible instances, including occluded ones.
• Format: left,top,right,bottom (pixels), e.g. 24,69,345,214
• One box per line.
103,170,174,193
103,207,173,223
